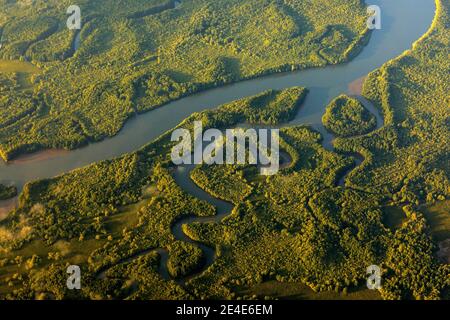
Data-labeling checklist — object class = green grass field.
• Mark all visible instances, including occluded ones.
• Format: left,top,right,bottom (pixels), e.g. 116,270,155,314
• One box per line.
0,0,448,301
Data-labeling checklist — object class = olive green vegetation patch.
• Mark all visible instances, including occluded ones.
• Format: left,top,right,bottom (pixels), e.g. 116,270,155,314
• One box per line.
421,200,450,241
322,94,377,137
0,0,368,161
237,280,381,300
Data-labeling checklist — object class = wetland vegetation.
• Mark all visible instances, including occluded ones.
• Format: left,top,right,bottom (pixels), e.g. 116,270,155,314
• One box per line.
323,94,377,137
0,0,448,301
0,0,369,161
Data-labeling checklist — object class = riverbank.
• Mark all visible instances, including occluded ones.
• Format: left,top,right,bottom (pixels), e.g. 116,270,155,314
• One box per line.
0,0,445,300
0,0,436,193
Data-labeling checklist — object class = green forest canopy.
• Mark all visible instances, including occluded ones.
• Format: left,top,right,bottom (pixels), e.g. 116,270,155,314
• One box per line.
0,0,448,301
0,184,17,200
0,0,368,161
322,94,377,137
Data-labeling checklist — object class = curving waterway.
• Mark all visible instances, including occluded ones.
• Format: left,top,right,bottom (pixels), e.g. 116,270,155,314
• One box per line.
0,0,436,191
0,0,437,282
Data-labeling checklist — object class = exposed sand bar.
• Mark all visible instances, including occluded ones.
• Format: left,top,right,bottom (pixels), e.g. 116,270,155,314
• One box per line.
348,76,367,95
9,149,70,165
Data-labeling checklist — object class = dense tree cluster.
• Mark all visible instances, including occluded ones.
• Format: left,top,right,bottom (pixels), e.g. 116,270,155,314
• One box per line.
191,165,253,204
322,94,377,137
0,0,448,301
380,206,449,300
332,0,449,206
0,0,368,161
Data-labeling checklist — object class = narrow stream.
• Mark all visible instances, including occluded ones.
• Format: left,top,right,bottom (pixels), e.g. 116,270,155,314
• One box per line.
0,0,435,191
72,31,81,52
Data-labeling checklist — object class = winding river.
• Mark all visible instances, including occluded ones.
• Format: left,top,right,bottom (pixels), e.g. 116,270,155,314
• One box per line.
0,0,437,282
